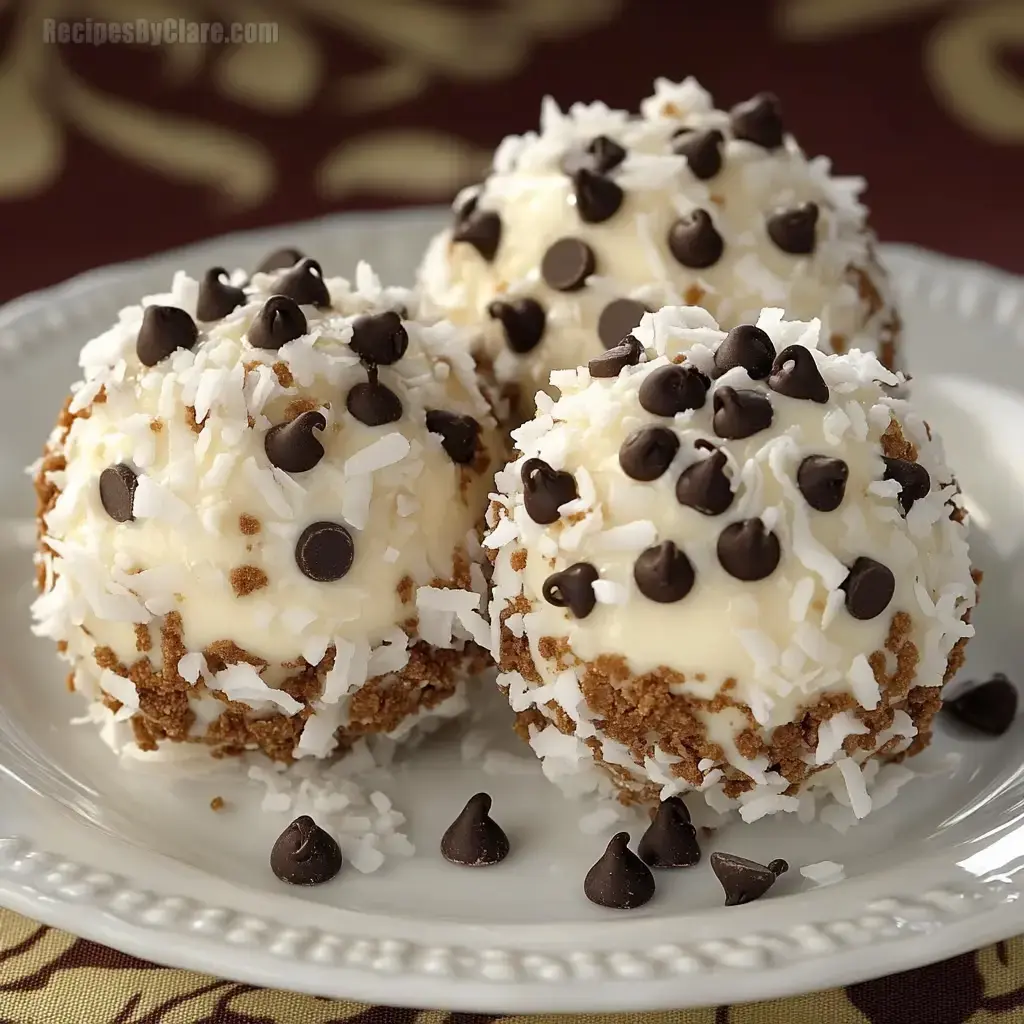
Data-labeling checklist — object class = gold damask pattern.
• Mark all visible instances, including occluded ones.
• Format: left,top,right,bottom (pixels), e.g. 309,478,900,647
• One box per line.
0,909,1023,1023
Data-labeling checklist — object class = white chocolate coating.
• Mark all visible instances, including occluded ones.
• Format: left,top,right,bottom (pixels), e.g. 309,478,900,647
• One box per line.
418,77,898,417
33,263,497,759
485,306,974,822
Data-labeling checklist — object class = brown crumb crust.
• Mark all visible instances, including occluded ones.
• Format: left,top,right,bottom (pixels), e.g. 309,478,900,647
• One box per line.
238,513,261,535
229,565,269,597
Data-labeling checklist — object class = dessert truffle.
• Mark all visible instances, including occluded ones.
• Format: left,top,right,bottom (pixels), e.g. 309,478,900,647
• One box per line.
484,305,975,824
418,78,899,419
32,258,498,761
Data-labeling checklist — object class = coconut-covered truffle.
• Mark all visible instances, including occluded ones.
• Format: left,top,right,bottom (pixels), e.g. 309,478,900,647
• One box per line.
484,305,975,826
32,257,498,761
419,78,899,420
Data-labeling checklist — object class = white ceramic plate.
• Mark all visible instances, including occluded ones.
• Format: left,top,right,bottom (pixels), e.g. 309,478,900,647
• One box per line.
1,208,1023,1014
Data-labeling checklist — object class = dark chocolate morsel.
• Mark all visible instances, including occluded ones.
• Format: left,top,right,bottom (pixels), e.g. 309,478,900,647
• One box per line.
588,336,643,378
676,450,733,515
598,298,648,350
541,237,596,292
717,518,781,581
346,367,403,426
136,305,198,366
633,541,695,603
488,298,546,354
619,426,680,481
842,557,895,620
711,851,787,906
768,344,829,403
797,455,848,512
196,267,246,321
453,208,502,262
256,247,304,274
584,832,656,910
714,324,776,380
542,563,599,619
265,411,326,473
572,168,624,224
638,797,701,868
668,209,724,269
275,257,331,308
730,92,784,149
944,675,1018,737
425,409,480,465
882,457,931,513
247,295,307,350
673,128,724,180
562,135,627,176
294,521,355,583
521,458,578,524
638,364,709,416
349,311,408,365
270,815,342,885
440,793,510,866
712,386,773,439
767,202,820,255
99,464,138,522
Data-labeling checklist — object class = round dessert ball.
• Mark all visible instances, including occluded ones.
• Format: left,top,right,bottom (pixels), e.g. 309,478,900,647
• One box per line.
419,77,899,420
484,305,975,824
32,256,498,761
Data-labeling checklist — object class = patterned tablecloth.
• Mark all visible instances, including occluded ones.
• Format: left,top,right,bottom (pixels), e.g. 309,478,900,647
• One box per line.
1,0,1023,1021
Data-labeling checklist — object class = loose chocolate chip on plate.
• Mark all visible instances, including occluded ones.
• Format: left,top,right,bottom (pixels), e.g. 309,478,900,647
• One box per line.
255,247,304,274
265,411,327,473
712,386,773,439
588,336,643,378
714,324,776,380
295,521,355,583
542,563,600,619
453,208,502,262
842,556,895,620
99,464,138,522
562,135,627,176
710,851,787,906
730,92,784,149
521,458,578,524
673,127,724,180
346,366,403,426
668,209,724,269
768,344,829,403
638,797,701,868
584,832,655,910
597,298,648,350
633,541,695,603
440,793,510,866
541,237,596,292
270,815,342,885
572,168,624,224
767,202,819,255
882,457,931,513
944,674,1018,736
276,257,331,308
247,295,307,350
136,305,198,367
488,298,546,354
797,455,848,512
619,426,680,481
349,311,408,365
717,518,781,581
196,267,246,321
426,409,480,465
639,364,709,416
676,449,733,515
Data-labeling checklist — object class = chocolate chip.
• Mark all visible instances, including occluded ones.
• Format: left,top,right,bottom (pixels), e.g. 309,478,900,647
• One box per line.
440,793,510,866
882,457,931,513
99,464,138,522
588,336,643,378
767,202,819,255
197,267,246,321
730,92,784,149
346,366,403,426
542,563,599,619
522,458,578,524
488,298,546,354
710,851,787,906
562,135,627,176
541,237,596,292
714,324,776,380
598,298,648,350
673,128,724,180
572,168,624,224
275,257,330,308
136,305,198,367
638,797,701,868
676,450,733,515
270,815,342,885
668,209,724,269
712,387,773,439
349,311,408,365
797,455,848,512
717,518,781,581
619,426,680,481
633,541,695,603
639,364,709,416
265,411,326,473
256,247,304,274
944,675,1017,736
247,295,307,350
584,832,655,910
426,409,480,465
295,521,354,582
453,208,502,261
768,344,829,402
842,557,894,620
